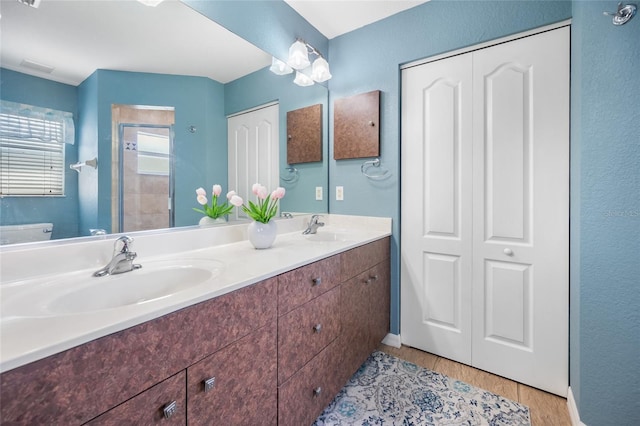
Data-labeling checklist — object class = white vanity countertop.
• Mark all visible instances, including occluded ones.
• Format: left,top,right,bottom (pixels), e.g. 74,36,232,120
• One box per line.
0,214,391,372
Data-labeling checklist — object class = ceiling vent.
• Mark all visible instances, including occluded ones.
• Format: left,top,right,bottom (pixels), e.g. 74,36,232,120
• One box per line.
20,59,54,74
17,0,41,8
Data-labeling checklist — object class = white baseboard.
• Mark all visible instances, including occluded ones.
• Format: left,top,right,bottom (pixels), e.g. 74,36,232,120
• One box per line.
381,333,401,348
567,387,587,426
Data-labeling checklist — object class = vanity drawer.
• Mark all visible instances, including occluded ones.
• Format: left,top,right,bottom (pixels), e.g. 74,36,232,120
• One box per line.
187,323,277,425
86,371,186,425
278,339,342,426
278,254,341,315
277,286,341,384
340,236,390,281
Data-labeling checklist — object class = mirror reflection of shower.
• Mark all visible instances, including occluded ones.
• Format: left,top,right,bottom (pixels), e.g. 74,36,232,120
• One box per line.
111,105,175,234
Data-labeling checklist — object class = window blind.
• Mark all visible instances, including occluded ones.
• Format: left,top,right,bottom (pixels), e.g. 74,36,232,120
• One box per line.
0,110,65,196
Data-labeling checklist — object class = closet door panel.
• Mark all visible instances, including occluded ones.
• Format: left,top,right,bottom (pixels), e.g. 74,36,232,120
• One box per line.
471,27,569,396
401,53,473,364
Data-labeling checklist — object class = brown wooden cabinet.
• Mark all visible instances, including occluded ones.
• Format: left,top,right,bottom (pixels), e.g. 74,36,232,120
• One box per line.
0,238,390,426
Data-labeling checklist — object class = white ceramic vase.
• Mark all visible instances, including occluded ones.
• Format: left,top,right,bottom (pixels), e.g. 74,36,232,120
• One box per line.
247,220,277,249
199,216,227,226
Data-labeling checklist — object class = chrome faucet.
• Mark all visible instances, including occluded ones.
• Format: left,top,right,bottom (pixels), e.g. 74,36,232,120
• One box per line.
93,236,142,277
302,214,325,235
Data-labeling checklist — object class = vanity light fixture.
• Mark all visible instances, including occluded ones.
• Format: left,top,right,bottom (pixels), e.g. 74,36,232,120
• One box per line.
271,39,332,87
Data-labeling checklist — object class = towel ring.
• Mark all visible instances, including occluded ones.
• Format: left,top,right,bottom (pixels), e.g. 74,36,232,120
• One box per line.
361,158,391,180
280,166,299,183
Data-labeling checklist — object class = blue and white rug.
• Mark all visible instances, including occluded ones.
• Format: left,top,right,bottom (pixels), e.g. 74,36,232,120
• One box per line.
314,351,531,425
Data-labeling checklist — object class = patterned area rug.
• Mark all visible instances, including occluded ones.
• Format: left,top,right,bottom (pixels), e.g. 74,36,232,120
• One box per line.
314,351,531,425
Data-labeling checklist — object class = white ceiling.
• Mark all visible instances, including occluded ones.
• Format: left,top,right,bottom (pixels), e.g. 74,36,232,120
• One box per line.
284,0,429,40
0,0,428,86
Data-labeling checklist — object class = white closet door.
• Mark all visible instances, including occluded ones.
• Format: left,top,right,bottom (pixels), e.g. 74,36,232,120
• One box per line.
401,26,569,396
471,27,569,396
227,104,279,221
401,54,474,364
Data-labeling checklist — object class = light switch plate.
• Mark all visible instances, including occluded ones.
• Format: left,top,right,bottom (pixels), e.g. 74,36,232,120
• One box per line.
336,186,344,201
315,186,323,201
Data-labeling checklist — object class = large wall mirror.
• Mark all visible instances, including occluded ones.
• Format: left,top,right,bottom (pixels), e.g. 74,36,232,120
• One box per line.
0,0,328,245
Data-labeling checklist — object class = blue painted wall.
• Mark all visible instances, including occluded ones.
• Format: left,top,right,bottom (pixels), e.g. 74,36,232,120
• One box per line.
77,70,226,234
570,1,640,424
0,68,80,240
224,66,329,213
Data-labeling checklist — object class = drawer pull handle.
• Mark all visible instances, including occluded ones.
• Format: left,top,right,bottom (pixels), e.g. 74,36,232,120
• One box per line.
313,386,322,397
203,377,216,393
364,278,372,284
313,323,322,333
163,401,177,419
312,277,322,286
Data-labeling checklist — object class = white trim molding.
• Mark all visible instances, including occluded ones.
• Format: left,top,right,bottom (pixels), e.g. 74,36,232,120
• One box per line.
568,387,587,426
382,333,402,348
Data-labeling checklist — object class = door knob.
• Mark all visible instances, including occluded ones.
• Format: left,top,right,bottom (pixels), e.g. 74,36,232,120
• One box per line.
503,248,514,256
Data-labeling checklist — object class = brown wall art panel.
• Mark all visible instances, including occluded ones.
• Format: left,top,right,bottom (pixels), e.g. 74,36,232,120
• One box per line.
333,90,380,160
286,104,323,164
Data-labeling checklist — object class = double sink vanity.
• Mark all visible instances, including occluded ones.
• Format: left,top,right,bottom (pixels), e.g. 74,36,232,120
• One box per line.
0,214,391,425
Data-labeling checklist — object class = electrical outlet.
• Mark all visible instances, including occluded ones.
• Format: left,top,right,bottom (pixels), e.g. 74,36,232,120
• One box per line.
336,186,344,201
315,186,323,201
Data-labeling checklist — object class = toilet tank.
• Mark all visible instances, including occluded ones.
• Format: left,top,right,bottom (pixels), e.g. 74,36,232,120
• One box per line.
0,223,54,245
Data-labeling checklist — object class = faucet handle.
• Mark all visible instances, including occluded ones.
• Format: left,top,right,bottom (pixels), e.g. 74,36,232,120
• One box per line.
113,235,134,255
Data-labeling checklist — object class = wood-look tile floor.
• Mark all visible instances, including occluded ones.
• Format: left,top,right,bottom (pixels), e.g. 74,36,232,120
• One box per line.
378,344,572,426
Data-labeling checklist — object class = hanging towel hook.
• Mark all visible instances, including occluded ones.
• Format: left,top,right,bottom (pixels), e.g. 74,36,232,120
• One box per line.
70,157,98,172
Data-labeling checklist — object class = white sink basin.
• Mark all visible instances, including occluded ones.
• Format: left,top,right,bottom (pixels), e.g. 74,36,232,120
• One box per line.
2,258,224,317
304,229,353,242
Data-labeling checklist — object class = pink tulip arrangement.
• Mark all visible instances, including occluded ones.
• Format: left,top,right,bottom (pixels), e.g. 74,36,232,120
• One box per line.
240,183,286,224
193,185,243,219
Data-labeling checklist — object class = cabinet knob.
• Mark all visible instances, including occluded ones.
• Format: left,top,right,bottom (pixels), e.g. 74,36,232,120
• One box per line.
163,401,177,419
203,377,216,393
364,278,372,284
369,274,379,280
312,277,322,286
313,386,322,397
313,323,322,333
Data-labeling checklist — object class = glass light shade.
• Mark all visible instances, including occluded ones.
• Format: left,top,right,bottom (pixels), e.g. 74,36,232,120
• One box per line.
293,71,314,87
269,57,293,75
137,0,164,6
311,57,332,82
287,41,311,70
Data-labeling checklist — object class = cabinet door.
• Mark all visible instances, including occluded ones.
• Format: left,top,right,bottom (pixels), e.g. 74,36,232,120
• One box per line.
187,323,277,425
86,371,186,425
